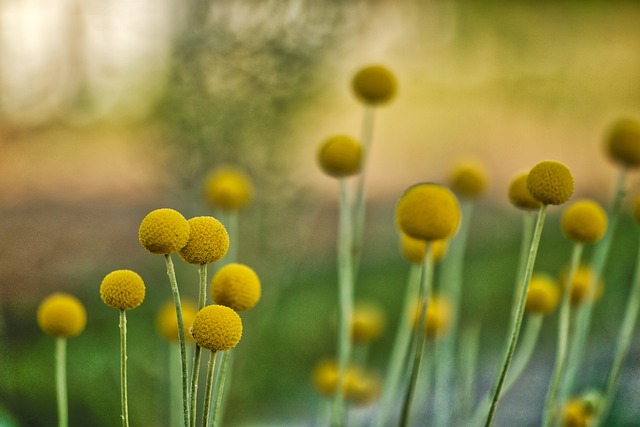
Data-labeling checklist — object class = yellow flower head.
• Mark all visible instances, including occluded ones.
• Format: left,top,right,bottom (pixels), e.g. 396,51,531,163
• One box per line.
211,263,261,312
178,216,229,265
560,264,604,306
605,118,640,168
525,274,560,315
450,162,487,199
411,295,453,339
562,398,595,427
37,293,87,338
311,359,381,406
527,160,574,206
508,172,543,210
139,208,190,255
561,199,608,244
156,299,198,342
317,135,362,178
395,183,461,242
190,304,242,351
351,302,386,344
203,166,253,211
100,270,146,311
399,233,448,264
351,65,397,106
632,193,640,225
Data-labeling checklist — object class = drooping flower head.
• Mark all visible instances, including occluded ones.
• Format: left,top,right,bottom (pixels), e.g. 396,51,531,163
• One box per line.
100,270,146,311
156,299,198,342
317,135,362,178
351,65,397,106
508,172,542,210
605,118,640,168
527,160,574,206
203,166,253,212
138,208,190,255
561,199,608,244
211,263,261,312
395,183,461,242
190,304,243,351
525,274,560,315
37,293,87,338
178,216,229,265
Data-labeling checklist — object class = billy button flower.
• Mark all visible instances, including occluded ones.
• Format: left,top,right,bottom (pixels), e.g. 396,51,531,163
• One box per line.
37,293,86,427
525,274,560,315
527,161,574,206
562,398,595,427
312,360,381,406
138,208,190,255
317,135,363,178
100,270,146,427
351,302,386,345
156,299,198,343
399,233,448,265
450,162,488,199
509,172,543,211
560,265,604,306
605,118,640,169
211,263,261,312
561,200,608,245
410,295,453,339
203,166,253,212
352,65,397,106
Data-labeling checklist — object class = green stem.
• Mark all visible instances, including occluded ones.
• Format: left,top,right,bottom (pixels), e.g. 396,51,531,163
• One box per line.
374,263,422,427
459,324,481,420
510,212,536,329
399,244,434,427
190,264,208,427
170,344,181,427
55,337,68,427
211,349,233,426
542,243,583,427
219,210,239,266
484,204,547,427
119,310,130,427
594,232,640,425
201,351,218,427
165,254,191,427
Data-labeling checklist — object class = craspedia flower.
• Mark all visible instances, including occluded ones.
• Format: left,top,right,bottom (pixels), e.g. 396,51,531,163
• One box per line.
317,135,362,178
100,270,146,311
351,302,386,344
450,162,487,199
138,208,190,255
211,263,261,312
178,216,229,265
605,118,640,168
508,172,542,210
411,295,453,339
351,65,397,106
311,359,380,405
37,293,87,338
190,304,242,351
632,193,640,224
395,183,461,241
562,398,595,427
525,274,560,315
559,265,604,306
561,199,608,244
527,161,574,206
203,166,253,211
399,233,448,264
156,299,198,342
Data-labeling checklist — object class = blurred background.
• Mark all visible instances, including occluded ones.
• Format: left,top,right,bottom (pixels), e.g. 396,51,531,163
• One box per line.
1,0,640,425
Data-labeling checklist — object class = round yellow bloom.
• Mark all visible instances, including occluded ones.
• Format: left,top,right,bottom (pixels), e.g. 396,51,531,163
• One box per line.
317,135,362,178
508,172,543,210
37,293,87,338
351,65,397,106
100,270,146,311
139,208,190,255
211,263,261,312
560,265,604,306
605,118,640,168
203,167,253,211
561,200,607,244
399,233,448,264
527,161,574,206
156,299,198,342
395,183,461,242
351,302,386,344
190,304,242,351
178,216,229,265
411,295,453,339
525,274,560,315
311,360,381,406
562,398,594,427
632,193,640,224
450,163,487,199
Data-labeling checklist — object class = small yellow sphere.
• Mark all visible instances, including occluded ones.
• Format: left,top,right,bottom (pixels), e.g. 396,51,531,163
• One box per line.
508,172,543,210
562,398,594,427
203,167,253,211
351,65,397,106
37,293,87,338
211,263,261,312
351,302,386,344
399,233,448,264
178,216,229,265
139,208,190,255
395,183,461,242
560,265,604,306
632,194,640,225
100,270,146,311
190,304,242,351
525,274,560,315
311,359,380,406
317,135,362,178
561,200,608,244
605,118,640,168
527,161,574,206
450,163,487,199
156,299,198,342
411,296,453,339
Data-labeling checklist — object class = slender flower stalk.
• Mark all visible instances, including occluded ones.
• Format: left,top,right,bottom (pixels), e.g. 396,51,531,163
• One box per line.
201,351,218,427
190,264,208,427
510,212,536,328
211,351,232,426
459,324,481,420
169,344,181,427
119,310,130,427
55,337,68,427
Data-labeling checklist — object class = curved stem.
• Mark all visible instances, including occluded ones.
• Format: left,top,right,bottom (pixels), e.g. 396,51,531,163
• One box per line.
510,212,536,329
459,324,481,421
190,264,208,427
211,350,233,426
165,254,191,427
119,310,130,427
55,337,68,427
484,204,547,427
201,351,218,427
